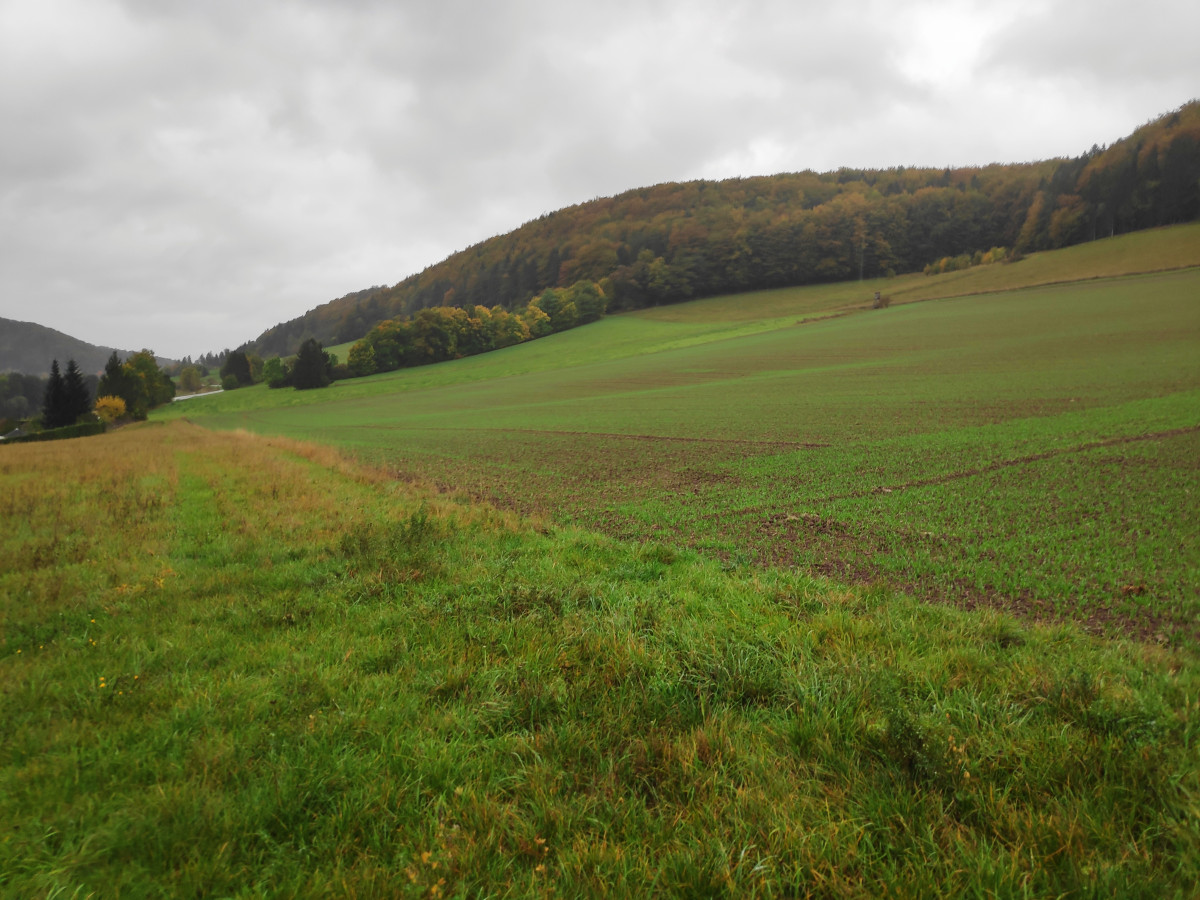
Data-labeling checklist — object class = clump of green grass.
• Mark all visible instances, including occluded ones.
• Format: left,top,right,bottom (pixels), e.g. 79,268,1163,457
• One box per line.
1,423,1197,897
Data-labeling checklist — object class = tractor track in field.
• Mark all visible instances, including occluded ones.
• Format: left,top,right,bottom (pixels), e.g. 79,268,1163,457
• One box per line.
696,424,1200,522
814,424,1200,503
415,425,832,450
374,421,1200,643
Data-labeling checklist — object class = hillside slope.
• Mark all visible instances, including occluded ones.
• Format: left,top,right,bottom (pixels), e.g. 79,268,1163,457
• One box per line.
0,317,159,377
246,101,1200,357
159,228,1200,640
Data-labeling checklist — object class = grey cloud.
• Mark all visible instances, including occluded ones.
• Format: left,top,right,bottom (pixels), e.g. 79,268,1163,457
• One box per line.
1,0,1195,357
982,1,1200,83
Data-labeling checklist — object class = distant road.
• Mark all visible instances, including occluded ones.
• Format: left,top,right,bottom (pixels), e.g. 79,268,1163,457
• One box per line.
172,389,223,402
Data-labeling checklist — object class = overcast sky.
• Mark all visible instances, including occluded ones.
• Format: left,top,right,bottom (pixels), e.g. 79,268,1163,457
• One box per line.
1,0,1196,360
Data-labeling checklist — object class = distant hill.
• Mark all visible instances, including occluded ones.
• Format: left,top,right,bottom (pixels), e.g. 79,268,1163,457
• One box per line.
0,318,171,376
245,101,1200,359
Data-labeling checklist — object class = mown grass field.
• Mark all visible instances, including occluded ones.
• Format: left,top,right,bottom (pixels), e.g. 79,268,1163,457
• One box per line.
160,227,1200,641
2,424,1198,898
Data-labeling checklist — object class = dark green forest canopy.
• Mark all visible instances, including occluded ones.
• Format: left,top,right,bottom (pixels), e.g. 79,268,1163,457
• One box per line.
248,102,1200,358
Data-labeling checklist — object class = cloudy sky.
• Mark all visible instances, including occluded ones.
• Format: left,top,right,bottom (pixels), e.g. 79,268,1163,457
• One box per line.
1,0,1196,360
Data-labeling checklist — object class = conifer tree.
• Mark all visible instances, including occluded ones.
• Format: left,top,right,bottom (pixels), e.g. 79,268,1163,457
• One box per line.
220,350,253,387
42,360,66,428
291,338,332,389
98,351,129,404
61,360,92,424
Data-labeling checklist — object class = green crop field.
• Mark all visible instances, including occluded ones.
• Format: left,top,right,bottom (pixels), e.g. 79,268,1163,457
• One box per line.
161,227,1200,641
5,225,1198,897
3,424,1198,898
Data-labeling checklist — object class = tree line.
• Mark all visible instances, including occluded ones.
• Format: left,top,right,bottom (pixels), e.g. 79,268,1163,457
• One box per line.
346,281,605,377
1,371,93,428
203,279,607,394
243,103,1199,360
215,339,338,391
1,350,176,438
40,360,93,428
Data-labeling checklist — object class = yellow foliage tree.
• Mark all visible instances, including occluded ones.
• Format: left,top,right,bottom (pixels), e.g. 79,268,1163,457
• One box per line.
94,395,126,424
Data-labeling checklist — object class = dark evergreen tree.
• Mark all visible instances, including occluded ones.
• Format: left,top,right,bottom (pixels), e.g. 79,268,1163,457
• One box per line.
61,360,92,424
98,351,130,404
291,338,332,389
41,360,67,428
220,350,253,387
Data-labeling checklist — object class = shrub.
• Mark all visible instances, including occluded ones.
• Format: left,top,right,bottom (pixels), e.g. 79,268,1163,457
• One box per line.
2,421,106,445
94,395,126,423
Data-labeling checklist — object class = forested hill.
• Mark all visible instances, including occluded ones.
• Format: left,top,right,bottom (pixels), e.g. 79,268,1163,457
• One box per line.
248,101,1200,358
0,318,137,377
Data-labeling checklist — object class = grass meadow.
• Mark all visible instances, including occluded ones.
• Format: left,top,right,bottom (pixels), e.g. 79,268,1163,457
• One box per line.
159,228,1200,642
2,423,1198,898
3,225,1198,896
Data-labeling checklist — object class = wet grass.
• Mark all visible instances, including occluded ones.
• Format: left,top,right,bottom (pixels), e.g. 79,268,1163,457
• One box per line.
2,423,1198,897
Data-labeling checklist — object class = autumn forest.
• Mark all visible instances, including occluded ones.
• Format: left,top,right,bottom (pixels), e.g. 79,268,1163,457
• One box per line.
248,103,1199,364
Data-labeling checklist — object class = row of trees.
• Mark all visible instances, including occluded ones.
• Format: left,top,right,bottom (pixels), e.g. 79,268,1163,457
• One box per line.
41,360,93,428
268,339,338,389
1,350,174,435
922,245,1016,276
208,341,339,391
2,371,89,426
208,280,605,394
208,279,606,396
245,103,1199,360
346,281,606,377
175,350,229,372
